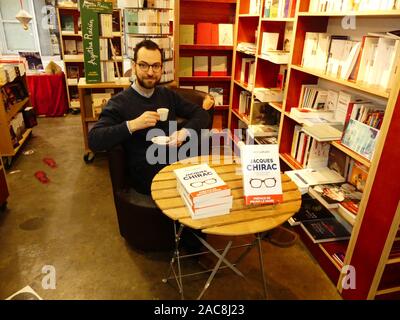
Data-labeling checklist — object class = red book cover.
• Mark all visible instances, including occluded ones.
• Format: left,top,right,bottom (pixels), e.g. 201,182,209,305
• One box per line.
211,24,219,45
196,23,213,45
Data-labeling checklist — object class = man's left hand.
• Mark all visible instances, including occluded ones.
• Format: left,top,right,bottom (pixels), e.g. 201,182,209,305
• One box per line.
169,129,189,147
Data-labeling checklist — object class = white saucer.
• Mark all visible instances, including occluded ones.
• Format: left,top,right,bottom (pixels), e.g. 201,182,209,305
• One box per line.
151,136,171,145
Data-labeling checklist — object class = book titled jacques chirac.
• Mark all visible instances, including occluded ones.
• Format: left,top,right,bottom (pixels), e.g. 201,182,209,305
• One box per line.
241,144,283,205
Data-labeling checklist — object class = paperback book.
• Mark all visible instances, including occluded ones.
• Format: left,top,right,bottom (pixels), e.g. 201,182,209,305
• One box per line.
241,144,282,205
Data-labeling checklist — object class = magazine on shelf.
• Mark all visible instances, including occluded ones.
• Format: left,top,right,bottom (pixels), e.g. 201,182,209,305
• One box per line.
308,182,362,210
241,144,282,205
341,119,379,161
300,217,351,243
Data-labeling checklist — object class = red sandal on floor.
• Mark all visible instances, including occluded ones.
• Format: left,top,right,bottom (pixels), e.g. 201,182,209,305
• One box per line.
34,171,50,184
43,157,57,168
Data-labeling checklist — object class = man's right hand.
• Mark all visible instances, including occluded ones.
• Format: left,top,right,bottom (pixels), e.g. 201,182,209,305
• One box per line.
128,111,160,132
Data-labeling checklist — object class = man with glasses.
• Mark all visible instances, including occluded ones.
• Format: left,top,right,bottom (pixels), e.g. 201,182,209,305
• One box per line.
89,40,210,195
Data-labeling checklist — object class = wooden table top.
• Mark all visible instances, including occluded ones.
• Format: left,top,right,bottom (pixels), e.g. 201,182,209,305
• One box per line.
151,156,302,236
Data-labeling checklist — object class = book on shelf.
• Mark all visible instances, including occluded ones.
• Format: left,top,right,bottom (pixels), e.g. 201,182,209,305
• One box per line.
18,52,43,72
341,119,379,161
178,57,193,77
61,14,75,32
218,24,234,46
210,56,228,76
289,194,335,226
241,144,283,205
253,87,283,103
247,124,279,138
309,0,399,12
302,124,343,142
64,40,77,55
261,32,279,54
91,92,112,118
337,200,359,225
327,147,351,179
347,160,368,192
300,217,351,244
179,24,194,45
209,88,224,106
193,56,208,76
332,252,345,267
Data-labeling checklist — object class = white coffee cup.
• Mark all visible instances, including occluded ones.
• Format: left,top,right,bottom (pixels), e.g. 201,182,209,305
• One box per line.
157,108,169,121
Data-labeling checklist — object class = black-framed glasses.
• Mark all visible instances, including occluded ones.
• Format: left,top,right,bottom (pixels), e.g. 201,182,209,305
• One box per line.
249,177,276,189
190,178,217,188
136,61,162,72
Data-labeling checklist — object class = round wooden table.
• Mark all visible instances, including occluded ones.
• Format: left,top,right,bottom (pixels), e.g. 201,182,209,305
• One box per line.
151,155,301,299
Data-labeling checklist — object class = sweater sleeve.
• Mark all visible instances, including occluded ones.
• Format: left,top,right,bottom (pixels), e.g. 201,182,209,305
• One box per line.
171,90,210,133
88,98,132,152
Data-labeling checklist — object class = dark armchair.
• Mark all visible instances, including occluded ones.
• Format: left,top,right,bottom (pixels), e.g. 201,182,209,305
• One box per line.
108,87,214,252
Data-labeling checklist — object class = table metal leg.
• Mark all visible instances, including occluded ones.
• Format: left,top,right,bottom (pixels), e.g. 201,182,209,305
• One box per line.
162,223,185,299
256,233,268,299
193,233,244,277
197,240,233,300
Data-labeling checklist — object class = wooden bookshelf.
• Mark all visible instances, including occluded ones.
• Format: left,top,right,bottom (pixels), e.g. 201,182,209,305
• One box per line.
277,0,400,300
228,0,294,146
0,73,34,168
176,0,237,131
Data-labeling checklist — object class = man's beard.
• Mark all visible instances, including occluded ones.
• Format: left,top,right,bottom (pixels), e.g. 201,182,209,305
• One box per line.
136,74,161,89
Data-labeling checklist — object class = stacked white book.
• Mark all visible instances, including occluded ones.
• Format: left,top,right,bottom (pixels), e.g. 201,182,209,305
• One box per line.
174,164,233,219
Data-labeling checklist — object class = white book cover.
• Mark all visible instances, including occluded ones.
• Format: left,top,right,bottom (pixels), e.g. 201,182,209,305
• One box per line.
325,90,339,111
261,32,280,53
210,56,227,76
174,164,230,202
241,144,283,205
218,24,234,46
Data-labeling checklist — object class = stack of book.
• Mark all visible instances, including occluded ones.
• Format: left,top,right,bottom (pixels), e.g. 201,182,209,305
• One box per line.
174,164,232,219
289,195,351,243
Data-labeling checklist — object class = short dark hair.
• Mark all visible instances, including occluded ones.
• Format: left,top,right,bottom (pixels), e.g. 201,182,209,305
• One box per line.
133,40,163,62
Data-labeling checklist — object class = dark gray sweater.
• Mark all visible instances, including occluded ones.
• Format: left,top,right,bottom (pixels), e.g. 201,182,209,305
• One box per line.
88,86,210,166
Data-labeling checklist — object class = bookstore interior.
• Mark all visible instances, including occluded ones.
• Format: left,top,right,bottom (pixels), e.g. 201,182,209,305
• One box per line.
1,0,400,301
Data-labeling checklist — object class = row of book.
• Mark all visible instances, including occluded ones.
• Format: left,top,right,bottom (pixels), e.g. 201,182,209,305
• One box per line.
126,36,173,60
263,0,297,18
118,0,171,8
308,0,400,12
100,61,117,82
99,39,122,61
9,108,37,149
294,85,386,128
302,32,400,91
1,79,28,111
124,9,170,34
179,24,234,46
91,92,112,118
64,39,83,56
174,164,232,219
178,56,228,77
0,61,25,86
